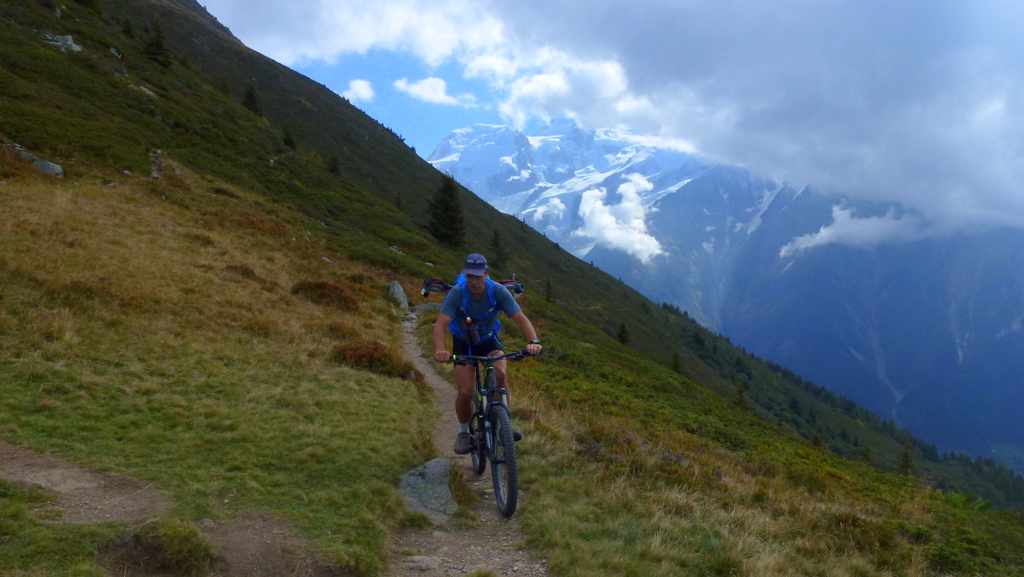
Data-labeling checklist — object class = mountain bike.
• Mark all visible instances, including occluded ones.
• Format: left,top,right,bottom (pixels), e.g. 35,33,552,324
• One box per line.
450,350,532,517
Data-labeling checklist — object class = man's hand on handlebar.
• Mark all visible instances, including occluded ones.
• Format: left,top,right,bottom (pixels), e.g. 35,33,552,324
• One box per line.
526,343,542,356
434,350,452,363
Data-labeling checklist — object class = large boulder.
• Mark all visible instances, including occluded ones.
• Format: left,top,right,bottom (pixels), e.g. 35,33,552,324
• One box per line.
3,144,63,178
386,280,409,310
42,33,83,53
32,159,64,178
398,458,456,525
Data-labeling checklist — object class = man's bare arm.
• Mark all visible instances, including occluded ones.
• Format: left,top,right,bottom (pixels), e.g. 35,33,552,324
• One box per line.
510,311,542,354
433,313,453,361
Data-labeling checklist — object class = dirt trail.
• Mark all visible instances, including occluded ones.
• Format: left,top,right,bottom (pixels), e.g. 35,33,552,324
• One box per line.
390,306,549,577
0,442,169,524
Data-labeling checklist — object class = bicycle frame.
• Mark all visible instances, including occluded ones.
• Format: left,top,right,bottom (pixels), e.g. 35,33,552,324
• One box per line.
450,350,531,517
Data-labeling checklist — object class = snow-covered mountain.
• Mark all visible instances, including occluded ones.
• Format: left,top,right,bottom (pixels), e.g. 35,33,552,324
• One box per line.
430,119,705,259
430,121,1024,473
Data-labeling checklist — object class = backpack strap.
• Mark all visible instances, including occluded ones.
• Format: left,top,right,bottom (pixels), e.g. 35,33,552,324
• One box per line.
449,279,503,342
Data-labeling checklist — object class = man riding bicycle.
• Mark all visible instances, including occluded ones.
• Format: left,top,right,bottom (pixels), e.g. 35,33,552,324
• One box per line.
432,253,542,454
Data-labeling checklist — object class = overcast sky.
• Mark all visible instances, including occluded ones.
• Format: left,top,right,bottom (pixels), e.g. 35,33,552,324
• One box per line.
199,0,1024,238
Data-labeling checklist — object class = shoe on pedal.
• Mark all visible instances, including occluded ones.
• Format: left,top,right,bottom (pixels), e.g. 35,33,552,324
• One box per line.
454,432,474,454
513,430,523,442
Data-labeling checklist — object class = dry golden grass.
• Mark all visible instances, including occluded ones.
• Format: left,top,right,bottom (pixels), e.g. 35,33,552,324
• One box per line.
0,163,430,575
0,164,402,352
494,381,928,577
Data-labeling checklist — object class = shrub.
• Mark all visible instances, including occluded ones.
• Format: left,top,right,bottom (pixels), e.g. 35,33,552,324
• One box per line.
291,281,358,311
331,340,414,378
326,320,357,339
136,519,213,575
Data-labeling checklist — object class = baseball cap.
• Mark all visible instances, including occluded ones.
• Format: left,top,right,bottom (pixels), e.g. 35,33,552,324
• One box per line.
463,253,488,276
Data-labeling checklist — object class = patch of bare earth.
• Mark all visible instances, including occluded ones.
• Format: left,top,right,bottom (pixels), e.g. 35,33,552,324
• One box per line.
390,308,549,577
0,441,169,524
0,443,346,576
99,513,349,577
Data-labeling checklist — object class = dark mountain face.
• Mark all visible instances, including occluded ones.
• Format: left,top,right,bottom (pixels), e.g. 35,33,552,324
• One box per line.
608,181,1024,471
432,124,1024,472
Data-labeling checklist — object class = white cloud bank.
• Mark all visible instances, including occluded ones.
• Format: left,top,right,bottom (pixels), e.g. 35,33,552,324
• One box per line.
573,173,663,263
530,197,566,222
779,205,930,258
200,0,505,67
394,77,476,107
341,79,374,102
202,0,1024,238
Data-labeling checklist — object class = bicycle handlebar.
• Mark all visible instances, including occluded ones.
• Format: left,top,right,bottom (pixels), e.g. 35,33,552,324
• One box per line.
449,350,535,364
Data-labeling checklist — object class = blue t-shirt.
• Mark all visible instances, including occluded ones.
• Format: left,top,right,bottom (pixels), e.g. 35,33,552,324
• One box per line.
441,282,521,339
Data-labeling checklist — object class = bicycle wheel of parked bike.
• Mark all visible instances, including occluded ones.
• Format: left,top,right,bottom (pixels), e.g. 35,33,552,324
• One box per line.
470,409,487,475
489,404,518,517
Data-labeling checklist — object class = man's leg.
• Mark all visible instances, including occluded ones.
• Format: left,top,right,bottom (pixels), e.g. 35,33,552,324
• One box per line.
453,364,475,454
454,364,475,423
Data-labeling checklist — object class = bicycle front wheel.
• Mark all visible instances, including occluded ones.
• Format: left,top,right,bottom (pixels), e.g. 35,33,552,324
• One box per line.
470,410,487,476
489,404,518,517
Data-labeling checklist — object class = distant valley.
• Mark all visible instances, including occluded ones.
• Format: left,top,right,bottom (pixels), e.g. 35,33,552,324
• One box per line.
431,121,1024,472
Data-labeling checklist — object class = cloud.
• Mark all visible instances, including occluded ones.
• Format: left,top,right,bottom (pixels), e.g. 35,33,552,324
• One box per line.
529,197,566,222
779,205,930,258
485,1,1024,235
202,0,1024,237
199,0,504,66
341,79,374,102
394,77,476,107
572,173,663,263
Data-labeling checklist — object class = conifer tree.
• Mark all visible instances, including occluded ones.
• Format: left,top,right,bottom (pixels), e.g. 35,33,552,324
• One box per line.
489,230,509,270
283,129,296,150
672,351,681,373
243,84,262,116
735,379,749,408
544,279,553,303
617,322,630,345
144,22,170,66
428,175,465,247
899,443,914,476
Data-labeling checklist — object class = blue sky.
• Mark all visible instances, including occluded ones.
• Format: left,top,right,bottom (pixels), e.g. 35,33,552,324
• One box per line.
198,0,1024,236
294,51,500,158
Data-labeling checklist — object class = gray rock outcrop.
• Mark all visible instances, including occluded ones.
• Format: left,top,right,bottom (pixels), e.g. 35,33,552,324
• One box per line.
32,159,64,177
3,144,63,178
399,458,456,525
387,280,409,310
42,33,82,53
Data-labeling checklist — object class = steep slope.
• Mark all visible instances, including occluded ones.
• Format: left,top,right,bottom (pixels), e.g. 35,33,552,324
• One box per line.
3,2,1024,576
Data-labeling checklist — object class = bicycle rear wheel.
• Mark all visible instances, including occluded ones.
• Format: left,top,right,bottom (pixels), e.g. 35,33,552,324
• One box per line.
489,404,518,517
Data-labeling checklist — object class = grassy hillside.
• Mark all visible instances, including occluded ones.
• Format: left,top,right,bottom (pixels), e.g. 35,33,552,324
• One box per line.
8,0,1018,505
2,1,1024,576
0,160,437,575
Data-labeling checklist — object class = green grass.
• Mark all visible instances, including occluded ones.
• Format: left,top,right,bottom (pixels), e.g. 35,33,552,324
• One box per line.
0,174,432,576
0,481,120,577
412,296,1024,576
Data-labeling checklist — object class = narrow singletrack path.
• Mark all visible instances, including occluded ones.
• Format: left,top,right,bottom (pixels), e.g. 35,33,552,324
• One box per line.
389,306,549,577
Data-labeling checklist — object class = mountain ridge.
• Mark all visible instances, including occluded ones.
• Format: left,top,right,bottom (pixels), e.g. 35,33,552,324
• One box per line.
431,121,1024,473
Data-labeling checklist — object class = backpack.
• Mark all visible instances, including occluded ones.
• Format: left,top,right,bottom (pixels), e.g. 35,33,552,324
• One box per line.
448,273,503,344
